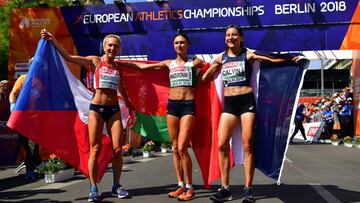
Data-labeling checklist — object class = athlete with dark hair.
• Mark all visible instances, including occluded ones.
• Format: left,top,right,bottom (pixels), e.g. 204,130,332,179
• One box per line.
125,33,208,201
203,25,299,203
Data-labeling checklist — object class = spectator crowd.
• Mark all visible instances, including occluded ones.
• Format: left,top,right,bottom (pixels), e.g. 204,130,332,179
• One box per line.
299,87,354,140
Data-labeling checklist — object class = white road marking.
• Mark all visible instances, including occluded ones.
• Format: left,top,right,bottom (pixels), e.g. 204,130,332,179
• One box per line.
157,153,172,157
285,157,293,164
35,180,83,190
136,153,171,163
136,157,156,163
310,183,342,203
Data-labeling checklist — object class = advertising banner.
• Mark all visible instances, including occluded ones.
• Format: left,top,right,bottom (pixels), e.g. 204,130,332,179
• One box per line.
290,121,323,142
8,7,81,81
9,0,360,80
60,1,359,33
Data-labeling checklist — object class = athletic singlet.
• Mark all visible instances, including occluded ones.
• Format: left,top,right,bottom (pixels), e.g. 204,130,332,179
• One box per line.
221,48,251,87
169,58,199,88
93,57,120,91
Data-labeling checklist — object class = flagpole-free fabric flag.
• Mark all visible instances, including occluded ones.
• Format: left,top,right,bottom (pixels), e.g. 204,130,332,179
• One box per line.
120,64,171,143
120,53,308,187
7,39,115,181
254,57,308,183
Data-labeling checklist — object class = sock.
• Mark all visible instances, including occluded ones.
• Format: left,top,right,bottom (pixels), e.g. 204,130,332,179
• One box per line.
222,185,230,191
178,181,184,187
244,186,252,190
90,185,97,191
185,184,193,189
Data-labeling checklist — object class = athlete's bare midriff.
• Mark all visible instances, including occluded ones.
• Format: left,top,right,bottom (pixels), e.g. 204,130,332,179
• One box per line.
224,85,253,96
168,87,195,100
91,88,118,105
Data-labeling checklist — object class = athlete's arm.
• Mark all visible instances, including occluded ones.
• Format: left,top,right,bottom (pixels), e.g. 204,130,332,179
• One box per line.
40,29,97,67
202,55,221,81
248,51,299,64
119,60,170,70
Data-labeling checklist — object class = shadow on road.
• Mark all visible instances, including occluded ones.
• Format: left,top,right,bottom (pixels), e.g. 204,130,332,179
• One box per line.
0,189,67,202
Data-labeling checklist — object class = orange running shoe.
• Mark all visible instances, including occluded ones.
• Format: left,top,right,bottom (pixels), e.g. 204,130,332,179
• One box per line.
178,188,195,201
168,186,186,198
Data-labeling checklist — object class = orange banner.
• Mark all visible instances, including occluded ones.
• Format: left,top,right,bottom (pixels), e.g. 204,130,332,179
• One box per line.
353,50,360,138
341,3,360,50
8,7,79,81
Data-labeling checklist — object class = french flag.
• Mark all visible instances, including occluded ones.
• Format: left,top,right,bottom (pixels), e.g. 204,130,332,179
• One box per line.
192,54,308,186
8,39,114,181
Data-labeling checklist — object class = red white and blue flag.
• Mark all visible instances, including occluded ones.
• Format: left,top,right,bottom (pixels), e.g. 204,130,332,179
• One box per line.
7,39,115,181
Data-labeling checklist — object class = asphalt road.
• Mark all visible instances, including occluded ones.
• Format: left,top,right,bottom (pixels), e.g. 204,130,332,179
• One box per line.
0,140,359,203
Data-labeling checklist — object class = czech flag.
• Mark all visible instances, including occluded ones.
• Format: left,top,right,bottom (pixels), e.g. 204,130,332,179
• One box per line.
7,39,113,181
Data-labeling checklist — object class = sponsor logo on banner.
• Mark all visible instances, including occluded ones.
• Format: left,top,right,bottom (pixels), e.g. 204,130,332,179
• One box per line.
19,16,50,29
290,122,322,141
19,17,30,29
15,61,30,71
307,126,318,137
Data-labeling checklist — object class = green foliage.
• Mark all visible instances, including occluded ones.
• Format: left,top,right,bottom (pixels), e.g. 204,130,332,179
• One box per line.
39,157,70,174
343,137,352,143
355,138,360,145
160,143,171,149
142,142,156,152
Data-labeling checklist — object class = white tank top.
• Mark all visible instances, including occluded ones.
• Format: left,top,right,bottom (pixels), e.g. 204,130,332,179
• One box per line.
169,58,198,88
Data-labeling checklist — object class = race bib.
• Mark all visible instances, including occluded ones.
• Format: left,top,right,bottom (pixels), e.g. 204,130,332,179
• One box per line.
221,61,245,86
169,65,193,87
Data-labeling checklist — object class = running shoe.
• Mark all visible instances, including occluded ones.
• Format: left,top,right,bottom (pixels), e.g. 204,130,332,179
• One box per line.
210,187,232,202
112,185,129,199
168,186,186,198
243,187,255,203
178,188,195,201
15,162,26,173
88,190,100,202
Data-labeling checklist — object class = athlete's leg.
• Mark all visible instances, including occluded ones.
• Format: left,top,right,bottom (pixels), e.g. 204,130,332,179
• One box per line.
240,112,256,188
218,113,239,186
107,111,124,185
177,115,195,185
88,110,104,186
167,114,183,183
